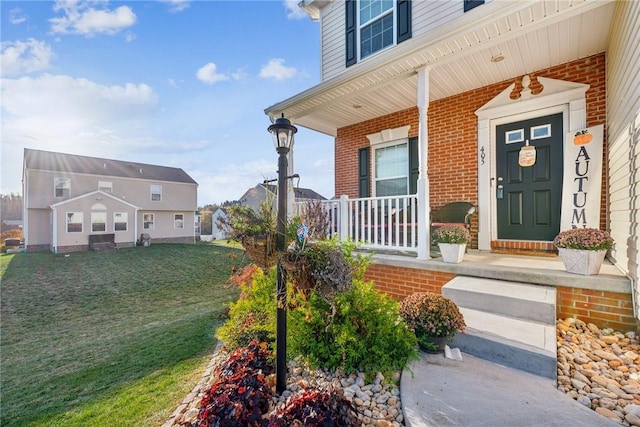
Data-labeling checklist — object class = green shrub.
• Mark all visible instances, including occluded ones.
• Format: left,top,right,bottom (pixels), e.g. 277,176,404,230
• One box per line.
216,267,277,350
288,279,417,378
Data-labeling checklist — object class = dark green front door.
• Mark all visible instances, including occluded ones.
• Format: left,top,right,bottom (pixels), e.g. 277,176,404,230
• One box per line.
496,113,563,241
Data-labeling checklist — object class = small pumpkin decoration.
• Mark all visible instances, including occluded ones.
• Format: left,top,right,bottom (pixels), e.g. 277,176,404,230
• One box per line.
573,130,593,145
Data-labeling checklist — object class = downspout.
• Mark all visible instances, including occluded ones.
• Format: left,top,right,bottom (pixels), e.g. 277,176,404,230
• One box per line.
416,67,431,260
51,206,57,254
22,169,28,250
134,207,139,248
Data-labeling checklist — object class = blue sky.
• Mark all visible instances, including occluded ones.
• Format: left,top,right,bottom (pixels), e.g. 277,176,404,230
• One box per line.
1,0,335,205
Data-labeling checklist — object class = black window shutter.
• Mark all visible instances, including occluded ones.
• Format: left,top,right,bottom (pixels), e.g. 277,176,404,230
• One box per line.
464,0,484,13
345,0,357,67
358,147,370,197
397,0,412,43
408,137,419,195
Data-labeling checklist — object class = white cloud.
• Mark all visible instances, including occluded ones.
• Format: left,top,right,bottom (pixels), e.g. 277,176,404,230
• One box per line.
1,74,158,150
161,0,191,13
259,58,297,81
1,39,53,77
50,1,136,37
196,62,229,85
283,0,307,20
9,8,28,25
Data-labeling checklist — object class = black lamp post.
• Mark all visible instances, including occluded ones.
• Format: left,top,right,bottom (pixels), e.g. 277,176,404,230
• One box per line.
267,114,297,394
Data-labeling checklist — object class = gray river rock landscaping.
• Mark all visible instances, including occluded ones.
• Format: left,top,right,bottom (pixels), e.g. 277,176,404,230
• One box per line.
166,318,640,426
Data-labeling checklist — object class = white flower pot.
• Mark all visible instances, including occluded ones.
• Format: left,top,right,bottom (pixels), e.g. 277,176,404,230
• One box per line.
558,248,607,275
438,243,466,264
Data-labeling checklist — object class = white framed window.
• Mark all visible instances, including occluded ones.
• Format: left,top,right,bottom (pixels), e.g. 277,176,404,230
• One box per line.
373,141,408,197
359,0,395,59
150,185,162,202
98,181,113,193
91,203,107,232
114,212,128,232
143,213,155,230
174,213,184,229
66,212,83,233
54,178,71,198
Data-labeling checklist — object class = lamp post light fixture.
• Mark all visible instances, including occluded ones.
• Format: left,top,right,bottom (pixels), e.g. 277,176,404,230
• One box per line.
267,113,297,394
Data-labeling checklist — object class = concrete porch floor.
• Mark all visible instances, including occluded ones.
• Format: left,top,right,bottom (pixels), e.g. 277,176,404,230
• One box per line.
367,249,631,294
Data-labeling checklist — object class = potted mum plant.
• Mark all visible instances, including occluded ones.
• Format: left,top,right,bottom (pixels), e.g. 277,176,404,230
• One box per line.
553,227,614,275
432,225,471,263
399,292,466,353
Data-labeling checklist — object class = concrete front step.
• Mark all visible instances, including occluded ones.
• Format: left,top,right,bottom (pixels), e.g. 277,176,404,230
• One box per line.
442,276,557,379
451,328,557,379
442,276,556,324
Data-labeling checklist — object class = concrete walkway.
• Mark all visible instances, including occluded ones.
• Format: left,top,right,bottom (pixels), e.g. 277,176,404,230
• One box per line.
401,351,620,427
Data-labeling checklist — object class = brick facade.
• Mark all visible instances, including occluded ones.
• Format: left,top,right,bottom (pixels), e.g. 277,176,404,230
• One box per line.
365,264,636,331
340,53,632,331
557,287,635,331
335,53,608,250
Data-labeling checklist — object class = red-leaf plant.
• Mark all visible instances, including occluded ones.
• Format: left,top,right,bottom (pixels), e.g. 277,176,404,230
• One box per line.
267,387,358,427
193,341,274,427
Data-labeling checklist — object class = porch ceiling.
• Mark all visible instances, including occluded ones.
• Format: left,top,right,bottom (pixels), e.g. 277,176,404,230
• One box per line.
265,0,616,137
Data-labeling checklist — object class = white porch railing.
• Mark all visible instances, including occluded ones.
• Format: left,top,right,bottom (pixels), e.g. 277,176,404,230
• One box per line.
294,194,420,252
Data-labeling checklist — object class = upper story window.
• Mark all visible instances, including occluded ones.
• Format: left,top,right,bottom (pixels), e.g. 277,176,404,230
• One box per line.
359,0,394,60
464,0,484,13
54,178,70,198
98,181,113,193
346,0,411,67
150,185,162,202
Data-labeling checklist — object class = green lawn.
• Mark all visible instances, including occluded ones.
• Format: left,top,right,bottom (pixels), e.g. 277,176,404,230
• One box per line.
0,243,244,426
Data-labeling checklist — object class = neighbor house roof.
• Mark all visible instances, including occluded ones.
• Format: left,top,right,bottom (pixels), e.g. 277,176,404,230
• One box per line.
24,148,197,184
263,184,326,201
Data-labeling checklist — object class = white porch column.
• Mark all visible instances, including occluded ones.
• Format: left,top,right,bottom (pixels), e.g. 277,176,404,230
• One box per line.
287,137,296,218
416,67,430,260
339,195,349,242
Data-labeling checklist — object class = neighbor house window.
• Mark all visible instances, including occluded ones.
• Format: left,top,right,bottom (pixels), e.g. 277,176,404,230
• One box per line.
143,213,155,230
150,185,162,201
66,212,83,233
114,212,128,232
91,203,107,232
374,141,408,197
54,178,70,198
174,213,184,229
98,181,113,193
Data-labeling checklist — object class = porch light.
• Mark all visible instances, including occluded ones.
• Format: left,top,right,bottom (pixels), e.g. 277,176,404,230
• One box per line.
267,113,298,394
268,113,297,151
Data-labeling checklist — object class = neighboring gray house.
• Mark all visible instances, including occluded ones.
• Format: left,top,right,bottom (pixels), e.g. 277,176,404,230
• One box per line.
22,148,198,253
238,183,327,213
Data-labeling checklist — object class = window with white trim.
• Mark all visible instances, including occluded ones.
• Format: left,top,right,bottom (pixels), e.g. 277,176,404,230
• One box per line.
98,181,113,193
143,213,155,230
54,178,70,198
374,141,408,197
174,213,184,229
91,203,107,232
359,0,394,59
66,212,83,233
114,212,128,232
150,185,162,202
